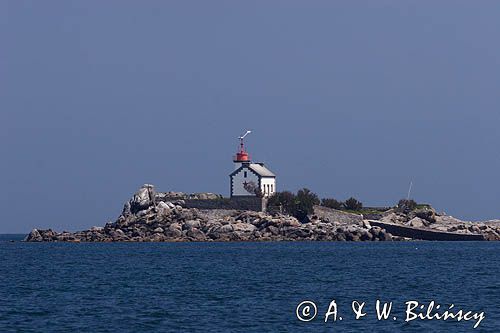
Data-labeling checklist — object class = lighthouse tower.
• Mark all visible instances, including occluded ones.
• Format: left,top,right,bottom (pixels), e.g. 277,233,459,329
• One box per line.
233,130,251,169
229,131,276,198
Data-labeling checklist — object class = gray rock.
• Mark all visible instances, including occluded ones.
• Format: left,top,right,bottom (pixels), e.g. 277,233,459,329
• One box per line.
156,201,172,216
218,224,234,233
408,217,426,228
184,220,201,230
410,206,436,224
130,184,156,214
267,225,279,235
232,222,256,233
186,228,206,241
379,230,393,241
25,229,43,242
360,229,373,241
122,201,132,216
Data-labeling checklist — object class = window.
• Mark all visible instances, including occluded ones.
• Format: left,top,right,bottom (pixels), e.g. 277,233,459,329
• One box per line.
271,184,273,193
244,171,247,178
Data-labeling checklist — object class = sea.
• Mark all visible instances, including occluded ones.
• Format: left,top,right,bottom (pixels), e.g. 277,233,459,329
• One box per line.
0,234,499,332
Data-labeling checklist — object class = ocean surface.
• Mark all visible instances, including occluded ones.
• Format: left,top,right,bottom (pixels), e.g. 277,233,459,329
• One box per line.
0,235,499,332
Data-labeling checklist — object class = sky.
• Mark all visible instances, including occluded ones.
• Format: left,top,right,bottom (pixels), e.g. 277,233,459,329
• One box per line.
2,1,500,233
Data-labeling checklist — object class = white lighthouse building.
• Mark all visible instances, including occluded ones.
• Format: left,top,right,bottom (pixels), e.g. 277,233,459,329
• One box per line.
229,131,276,198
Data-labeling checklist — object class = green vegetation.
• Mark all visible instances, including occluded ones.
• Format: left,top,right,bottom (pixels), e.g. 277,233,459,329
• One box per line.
269,190,429,218
267,188,319,222
344,197,363,211
321,198,343,210
396,199,417,213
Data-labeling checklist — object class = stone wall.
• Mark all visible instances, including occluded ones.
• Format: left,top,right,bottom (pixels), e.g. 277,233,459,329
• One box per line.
368,220,485,241
182,197,266,212
312,206,364,225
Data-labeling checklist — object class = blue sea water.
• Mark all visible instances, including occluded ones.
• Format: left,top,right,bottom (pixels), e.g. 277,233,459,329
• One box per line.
0,236,499,332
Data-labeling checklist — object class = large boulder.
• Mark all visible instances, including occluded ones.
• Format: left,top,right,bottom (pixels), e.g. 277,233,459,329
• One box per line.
380,212,408,225
156,201,172,217
25,229,43,242
186,228,206,241
184,220,201,230
410,206,436,224
129,184,156,214
232,222,257,233
408,217,426,228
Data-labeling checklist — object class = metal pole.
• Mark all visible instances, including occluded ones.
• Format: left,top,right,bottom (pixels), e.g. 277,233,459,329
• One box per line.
407,181,413,200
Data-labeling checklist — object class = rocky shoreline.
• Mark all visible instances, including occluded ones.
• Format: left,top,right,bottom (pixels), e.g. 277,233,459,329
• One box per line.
25,185,500,242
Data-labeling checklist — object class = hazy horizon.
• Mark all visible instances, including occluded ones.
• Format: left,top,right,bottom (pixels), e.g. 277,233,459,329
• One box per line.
2,1,500,233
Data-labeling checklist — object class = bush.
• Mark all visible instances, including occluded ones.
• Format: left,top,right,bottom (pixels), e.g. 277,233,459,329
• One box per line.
268,191,296,213
343,197,363,211
294,188,320,221
397,199,417,213
321,198,343,210
268,188,319,222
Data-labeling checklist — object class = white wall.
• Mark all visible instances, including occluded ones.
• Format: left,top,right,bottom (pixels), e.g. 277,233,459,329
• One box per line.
231,168,260,196
260,177,276,197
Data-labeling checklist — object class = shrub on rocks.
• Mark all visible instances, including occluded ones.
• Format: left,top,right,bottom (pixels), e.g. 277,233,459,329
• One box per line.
321,198,343,210
396,199,417,213
343,197,363,211
268,188,319,222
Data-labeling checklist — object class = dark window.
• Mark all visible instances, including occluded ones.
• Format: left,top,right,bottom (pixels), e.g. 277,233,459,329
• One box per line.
244,171,247,178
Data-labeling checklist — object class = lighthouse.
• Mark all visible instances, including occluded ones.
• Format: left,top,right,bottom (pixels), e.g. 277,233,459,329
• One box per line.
229,131,276,198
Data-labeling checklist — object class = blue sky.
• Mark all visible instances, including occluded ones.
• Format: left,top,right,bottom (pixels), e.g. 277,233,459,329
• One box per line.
2,1,500,233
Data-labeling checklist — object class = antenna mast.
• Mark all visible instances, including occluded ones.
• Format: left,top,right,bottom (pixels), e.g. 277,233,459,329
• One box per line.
234,130,252,162
238,130,252,153
407,181,413,200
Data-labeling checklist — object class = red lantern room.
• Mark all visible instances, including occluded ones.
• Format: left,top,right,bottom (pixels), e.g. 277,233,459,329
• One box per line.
234,130,251,163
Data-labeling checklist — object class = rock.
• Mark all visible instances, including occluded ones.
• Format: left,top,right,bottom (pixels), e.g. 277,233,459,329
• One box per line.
267,225,279,235
408,217,426,228
153,227,164,233
122,201,132,216
110,229,128,240
410,206,436,224
379,230,393,241
166,225,182,238
282,217,301,227
369,226,382,238
335,233,346,241
186,228,206,241
149,233,167,242
232,222,256,233
380,212,408,225
189,193,222,200
156,201,172,216
130,184,156,214
470,225,481,233
25,229,43,242
218,224,234,233
360,230,373,241
346,232,360,241
184,220,201,230
313,206,363,225
28,184,498,243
